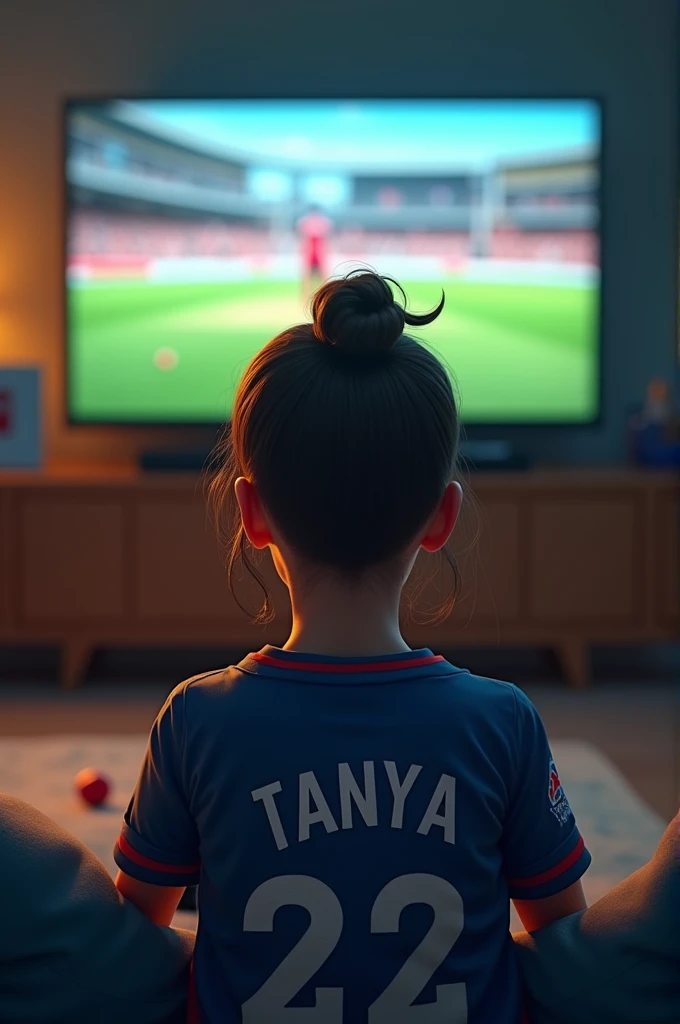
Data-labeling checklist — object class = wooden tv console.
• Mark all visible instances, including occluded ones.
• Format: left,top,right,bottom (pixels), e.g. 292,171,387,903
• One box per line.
0,465,677,688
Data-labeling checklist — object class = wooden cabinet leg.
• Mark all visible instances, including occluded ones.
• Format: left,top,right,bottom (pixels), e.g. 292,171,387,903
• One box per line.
557,639,589,689
61,639,91,689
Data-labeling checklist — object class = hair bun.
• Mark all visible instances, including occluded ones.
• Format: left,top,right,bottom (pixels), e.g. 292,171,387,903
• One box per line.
312,270,406,356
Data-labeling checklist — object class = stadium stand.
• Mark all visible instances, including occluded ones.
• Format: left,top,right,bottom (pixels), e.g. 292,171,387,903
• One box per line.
70,211,596,273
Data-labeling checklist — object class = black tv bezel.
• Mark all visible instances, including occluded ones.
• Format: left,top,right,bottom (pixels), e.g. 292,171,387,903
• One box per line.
62,95,605,430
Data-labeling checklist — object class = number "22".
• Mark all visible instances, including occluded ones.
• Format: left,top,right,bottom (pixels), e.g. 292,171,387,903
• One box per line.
242,873,467,1022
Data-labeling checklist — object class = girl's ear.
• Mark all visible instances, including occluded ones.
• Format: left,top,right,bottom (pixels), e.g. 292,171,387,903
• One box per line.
420,481,463,553
234,477,273,550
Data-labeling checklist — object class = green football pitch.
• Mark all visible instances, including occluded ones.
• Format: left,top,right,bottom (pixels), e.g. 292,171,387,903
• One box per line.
68,278,599,422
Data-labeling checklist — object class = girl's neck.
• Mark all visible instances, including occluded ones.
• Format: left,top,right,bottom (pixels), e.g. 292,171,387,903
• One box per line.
281,577,411,658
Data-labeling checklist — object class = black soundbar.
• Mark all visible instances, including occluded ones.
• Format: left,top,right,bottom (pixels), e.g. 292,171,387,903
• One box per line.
458,440,530,471
139,441,529,473
139,449,213,472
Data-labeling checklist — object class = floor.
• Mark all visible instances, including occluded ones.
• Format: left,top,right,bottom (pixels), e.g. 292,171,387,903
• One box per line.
0,679,677,822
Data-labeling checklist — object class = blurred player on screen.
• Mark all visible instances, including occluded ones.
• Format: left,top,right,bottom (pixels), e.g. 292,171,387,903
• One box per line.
297,205,333,301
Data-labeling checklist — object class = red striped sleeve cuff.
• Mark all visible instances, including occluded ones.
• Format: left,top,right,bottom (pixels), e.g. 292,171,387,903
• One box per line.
507,834,591,899
113,829,201,887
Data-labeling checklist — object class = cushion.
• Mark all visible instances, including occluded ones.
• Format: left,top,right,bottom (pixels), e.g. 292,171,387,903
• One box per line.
513,814,680,1023
0,794,195,1023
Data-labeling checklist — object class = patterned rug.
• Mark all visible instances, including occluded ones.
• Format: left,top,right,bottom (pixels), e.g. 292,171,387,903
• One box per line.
0,737,666,930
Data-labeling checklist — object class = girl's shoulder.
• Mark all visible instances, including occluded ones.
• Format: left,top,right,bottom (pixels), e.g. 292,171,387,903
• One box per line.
444,666,527,714
168,663,262,716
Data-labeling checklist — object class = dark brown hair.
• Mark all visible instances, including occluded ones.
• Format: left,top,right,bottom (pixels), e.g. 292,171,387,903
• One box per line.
207,269,462,623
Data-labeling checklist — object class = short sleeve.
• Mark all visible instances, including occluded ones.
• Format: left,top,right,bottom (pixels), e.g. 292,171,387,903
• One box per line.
502,687,591,900
113,685,200,887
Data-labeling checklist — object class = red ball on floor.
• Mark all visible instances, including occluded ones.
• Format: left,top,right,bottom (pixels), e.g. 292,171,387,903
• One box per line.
75,768,111,807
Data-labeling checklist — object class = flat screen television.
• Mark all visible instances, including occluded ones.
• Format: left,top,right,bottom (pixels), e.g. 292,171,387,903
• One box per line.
64,98,602,425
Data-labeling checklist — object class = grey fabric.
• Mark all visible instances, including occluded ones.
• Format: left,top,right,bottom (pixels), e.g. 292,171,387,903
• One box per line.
513,814,680,1024
0,794,194,1023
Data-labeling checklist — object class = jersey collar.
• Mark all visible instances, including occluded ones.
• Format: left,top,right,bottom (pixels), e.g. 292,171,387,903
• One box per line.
237,646,462,685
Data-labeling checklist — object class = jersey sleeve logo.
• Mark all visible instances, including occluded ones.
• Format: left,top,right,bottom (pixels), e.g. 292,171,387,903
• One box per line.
548,760,563,805
548,757,571,825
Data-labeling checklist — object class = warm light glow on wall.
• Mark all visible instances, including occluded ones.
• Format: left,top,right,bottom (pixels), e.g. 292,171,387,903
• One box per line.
0,293,8,358
0,253,10,358
0,296,15,361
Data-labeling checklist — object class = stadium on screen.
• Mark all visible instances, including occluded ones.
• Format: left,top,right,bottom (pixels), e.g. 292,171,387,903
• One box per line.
65,99,601,424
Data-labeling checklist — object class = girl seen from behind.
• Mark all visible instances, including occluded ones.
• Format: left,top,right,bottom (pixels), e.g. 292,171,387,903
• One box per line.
115,270,590,1023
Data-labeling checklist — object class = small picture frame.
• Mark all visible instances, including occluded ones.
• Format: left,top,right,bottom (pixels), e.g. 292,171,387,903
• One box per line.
0,367,42,468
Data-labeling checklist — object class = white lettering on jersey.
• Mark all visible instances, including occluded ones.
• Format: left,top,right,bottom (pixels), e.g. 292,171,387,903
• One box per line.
338,761,378,830
299,771,339,842
251,780,288,851
384,761,422,829
417,774,456,845
253,763,457,851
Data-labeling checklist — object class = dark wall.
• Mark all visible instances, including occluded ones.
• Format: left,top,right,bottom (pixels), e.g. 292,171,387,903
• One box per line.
0,0,676,465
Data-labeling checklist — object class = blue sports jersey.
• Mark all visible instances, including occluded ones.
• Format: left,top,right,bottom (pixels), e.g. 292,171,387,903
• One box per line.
114,647,591,1024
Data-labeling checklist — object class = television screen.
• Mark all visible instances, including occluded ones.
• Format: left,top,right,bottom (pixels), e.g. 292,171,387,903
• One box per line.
65,99,601,424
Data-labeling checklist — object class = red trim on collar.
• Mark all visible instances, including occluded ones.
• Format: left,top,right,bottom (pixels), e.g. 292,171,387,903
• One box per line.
250,651,445,674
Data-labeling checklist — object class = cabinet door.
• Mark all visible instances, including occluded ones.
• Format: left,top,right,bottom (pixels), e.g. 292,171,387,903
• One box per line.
0,491,11,631
528,491,645,625
18,493,126,622
135,494,291,629
403,494,520,644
